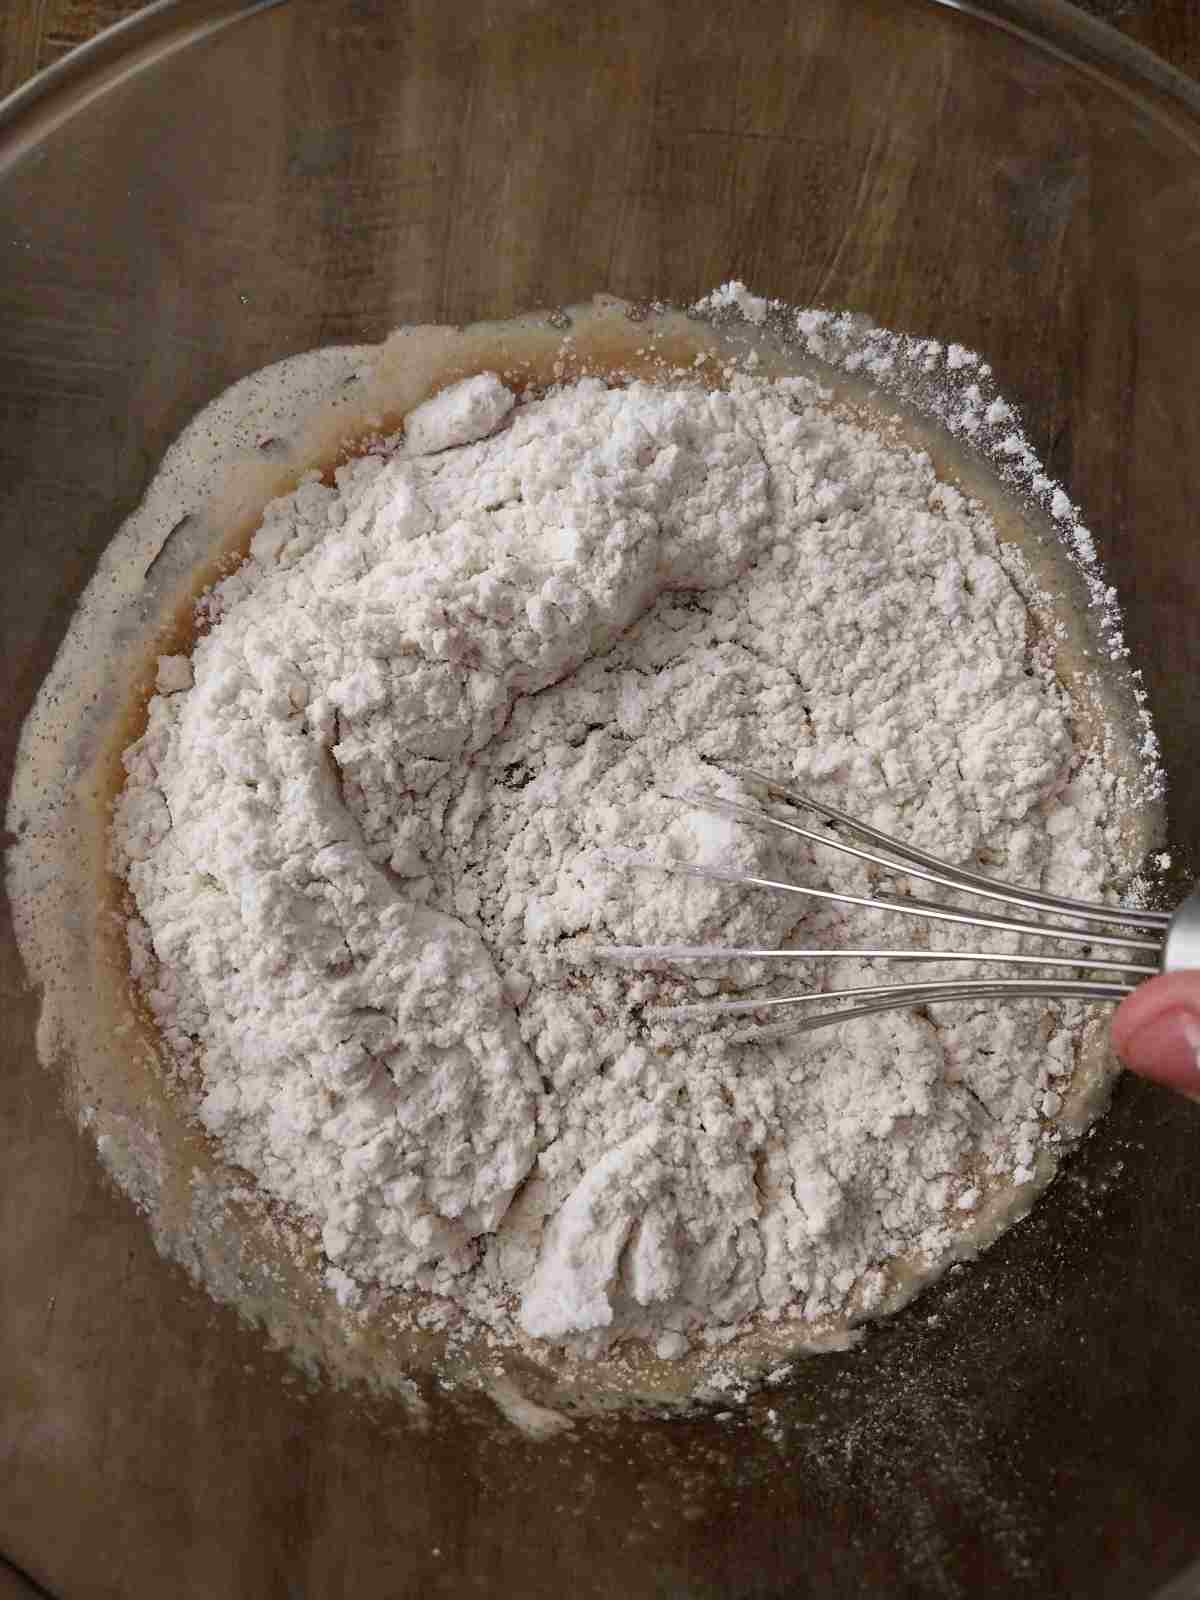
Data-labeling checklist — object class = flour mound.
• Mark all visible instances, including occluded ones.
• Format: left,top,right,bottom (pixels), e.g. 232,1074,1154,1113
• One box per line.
115,368,1123,1356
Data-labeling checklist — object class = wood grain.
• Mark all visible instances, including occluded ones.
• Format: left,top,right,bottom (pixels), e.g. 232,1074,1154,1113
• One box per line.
1,2,137,98
3,0,1200,101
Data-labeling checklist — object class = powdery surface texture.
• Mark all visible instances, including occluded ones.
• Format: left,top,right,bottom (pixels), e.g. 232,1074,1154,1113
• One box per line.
114,367,1125,1360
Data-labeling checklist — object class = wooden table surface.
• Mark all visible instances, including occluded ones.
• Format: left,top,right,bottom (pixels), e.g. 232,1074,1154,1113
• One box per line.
2,0,1200,98
1,0,1200,98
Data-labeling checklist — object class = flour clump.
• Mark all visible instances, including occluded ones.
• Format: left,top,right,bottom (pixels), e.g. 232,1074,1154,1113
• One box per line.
114,364,1125,1358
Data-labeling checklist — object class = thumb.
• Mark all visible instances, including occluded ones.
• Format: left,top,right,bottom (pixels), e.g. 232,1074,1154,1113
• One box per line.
1111,972,1200,1100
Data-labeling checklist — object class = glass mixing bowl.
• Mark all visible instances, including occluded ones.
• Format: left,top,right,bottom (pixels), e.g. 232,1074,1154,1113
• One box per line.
3,1,1200,1595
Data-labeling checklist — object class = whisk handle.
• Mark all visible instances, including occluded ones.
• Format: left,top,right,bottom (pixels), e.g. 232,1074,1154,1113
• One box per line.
1162,886,1200,973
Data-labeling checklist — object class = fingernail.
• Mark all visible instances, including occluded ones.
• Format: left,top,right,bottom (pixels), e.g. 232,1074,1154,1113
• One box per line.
1116,1007,1200,1094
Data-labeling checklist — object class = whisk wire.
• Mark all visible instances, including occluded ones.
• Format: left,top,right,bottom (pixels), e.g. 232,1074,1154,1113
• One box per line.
726,983,1132,1039
597,770,1172,1035
593,944,1160,978
636,856,1161,954
737,766,1171,930
650,975,1135,1023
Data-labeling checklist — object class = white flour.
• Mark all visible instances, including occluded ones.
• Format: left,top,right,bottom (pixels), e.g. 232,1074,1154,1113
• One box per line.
113,359,1130,1360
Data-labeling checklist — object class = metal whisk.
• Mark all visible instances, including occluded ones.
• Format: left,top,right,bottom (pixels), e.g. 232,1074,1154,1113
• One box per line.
595,769,1199,1036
